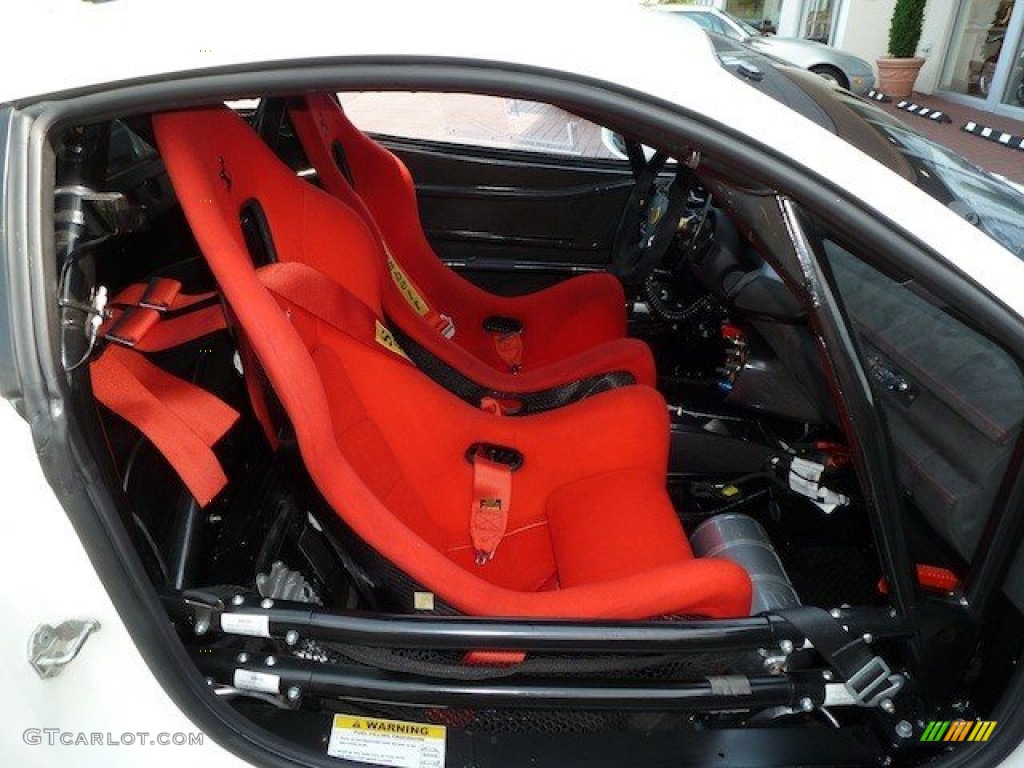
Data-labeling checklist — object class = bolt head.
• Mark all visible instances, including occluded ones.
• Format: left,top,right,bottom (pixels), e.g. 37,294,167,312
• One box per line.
830,608,842,619
231,594,245,606
261,598,274,609
265,655,277,667
287,686,302,702
880,698,896,714
285,630,300,646
799,697,814,712
822,669,834,681
236,652,249,664
780,639,794,654
862,633,874,644
194,618,209,636
895,720,913,739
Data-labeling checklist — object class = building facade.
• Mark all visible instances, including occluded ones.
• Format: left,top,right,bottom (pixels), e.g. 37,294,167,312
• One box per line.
692,0,1024,119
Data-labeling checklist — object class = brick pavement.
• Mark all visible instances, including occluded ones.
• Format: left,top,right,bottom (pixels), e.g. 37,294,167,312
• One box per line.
878,93,1024,185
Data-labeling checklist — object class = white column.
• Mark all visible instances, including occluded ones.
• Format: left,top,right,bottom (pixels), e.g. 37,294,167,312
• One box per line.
827,0,896,67
778,0,804,36
915,1,960,94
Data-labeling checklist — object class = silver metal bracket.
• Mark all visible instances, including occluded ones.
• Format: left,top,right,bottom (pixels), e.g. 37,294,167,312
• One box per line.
823,671,906,708
55,185,148,247
28,619,100,679
845,655,904,707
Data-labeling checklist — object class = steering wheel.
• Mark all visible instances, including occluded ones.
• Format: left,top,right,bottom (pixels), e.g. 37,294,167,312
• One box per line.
610,148,694,292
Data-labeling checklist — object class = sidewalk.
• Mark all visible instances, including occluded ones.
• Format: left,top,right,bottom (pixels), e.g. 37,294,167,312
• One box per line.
877,93,1024,186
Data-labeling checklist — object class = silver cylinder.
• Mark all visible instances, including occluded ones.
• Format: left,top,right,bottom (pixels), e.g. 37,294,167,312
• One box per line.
690,513,800,614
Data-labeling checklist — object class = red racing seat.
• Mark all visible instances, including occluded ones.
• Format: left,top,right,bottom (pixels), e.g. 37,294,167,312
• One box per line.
152,106,750,619
288,94,656,393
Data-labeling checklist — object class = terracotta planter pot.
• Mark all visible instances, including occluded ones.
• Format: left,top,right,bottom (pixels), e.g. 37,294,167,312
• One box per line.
876,57,926,100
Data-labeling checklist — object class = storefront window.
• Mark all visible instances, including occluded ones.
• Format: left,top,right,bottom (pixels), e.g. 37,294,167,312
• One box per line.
940,0,1015,98
800,0,840,43
725,0,783,33
1002,30,1024,106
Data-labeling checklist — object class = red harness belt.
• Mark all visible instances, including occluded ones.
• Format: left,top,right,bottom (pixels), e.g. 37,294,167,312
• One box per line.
470,449,512,565
492,330,524,373
90,278,236,507
91,346,239,506
483,317,524,373
103,277,225,352
470,397,514,565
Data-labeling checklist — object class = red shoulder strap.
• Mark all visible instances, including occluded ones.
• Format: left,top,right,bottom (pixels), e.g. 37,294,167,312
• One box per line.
257,262,415,364
90,345,239,506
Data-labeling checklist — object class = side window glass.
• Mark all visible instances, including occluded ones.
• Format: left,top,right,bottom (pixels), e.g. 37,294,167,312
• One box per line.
708,15,731,35
682,12,716,32
338,92,614,159
822,239,1024,585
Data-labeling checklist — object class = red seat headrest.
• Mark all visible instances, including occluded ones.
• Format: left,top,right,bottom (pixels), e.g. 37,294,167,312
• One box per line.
153,105,385,315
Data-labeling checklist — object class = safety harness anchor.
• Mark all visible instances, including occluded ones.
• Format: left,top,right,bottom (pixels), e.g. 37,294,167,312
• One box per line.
780,606,905,709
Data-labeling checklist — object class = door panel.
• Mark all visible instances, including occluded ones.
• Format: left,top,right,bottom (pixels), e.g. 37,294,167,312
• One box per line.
379,137,634,294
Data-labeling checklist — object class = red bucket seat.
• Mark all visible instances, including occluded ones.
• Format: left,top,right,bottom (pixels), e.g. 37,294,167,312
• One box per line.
288,94,656,394
152,106,750,619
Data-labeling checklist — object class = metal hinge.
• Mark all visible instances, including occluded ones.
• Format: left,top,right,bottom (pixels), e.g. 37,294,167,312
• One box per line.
28,619,100,679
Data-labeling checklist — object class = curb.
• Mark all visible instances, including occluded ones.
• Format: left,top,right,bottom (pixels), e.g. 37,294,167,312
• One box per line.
895,101,953,123
962,122,1024,152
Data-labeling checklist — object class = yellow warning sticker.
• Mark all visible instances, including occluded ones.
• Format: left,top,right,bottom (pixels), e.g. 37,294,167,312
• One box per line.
386,251,431,318
327,714,446,768
413,591,435,611
375,321,410,361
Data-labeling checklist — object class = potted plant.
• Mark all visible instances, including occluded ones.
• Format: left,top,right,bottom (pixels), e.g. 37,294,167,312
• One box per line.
877,0,928,99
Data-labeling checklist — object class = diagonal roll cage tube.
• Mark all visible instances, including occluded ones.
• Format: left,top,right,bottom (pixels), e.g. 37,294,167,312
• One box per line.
164,590,914,654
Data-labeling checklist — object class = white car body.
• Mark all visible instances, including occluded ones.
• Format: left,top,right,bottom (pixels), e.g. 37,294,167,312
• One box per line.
0,403,242,766
2,1,1023,765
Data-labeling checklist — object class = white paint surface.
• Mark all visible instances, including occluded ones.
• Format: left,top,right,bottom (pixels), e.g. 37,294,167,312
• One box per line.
0,402,246,766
